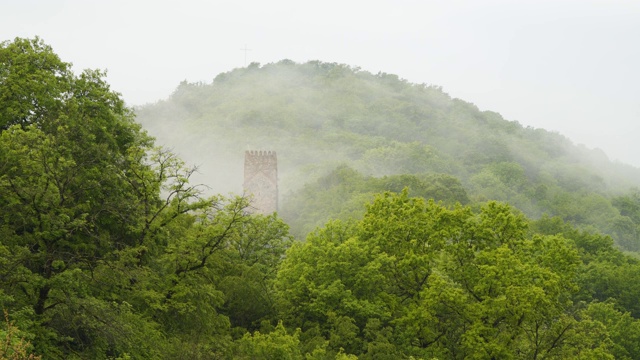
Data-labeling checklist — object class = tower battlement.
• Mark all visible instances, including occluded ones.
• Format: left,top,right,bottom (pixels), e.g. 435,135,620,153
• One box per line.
244,150,277,166
245,150,277,157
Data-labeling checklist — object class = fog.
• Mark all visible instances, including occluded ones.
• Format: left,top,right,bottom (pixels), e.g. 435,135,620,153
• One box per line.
132,60,640,207
134,63,363,195
2,0,639,167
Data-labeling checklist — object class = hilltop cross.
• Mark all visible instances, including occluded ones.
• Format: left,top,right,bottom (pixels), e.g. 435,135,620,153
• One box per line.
241,44,251,66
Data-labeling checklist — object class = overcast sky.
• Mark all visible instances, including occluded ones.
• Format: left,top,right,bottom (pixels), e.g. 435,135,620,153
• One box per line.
2,0,639,167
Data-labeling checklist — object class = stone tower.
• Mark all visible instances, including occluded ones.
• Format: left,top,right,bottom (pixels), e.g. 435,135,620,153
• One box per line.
243,150,278,214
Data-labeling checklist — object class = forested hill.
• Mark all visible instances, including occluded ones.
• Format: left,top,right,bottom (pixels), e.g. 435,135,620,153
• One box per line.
136,60,640,250
6,37,640,359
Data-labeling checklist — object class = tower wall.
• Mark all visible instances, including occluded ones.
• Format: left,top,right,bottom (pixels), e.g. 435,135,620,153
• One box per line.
243,150,278,214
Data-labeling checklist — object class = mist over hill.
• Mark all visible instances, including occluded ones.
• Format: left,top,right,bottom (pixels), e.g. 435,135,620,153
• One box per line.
135,60,640,249
7,34,640,360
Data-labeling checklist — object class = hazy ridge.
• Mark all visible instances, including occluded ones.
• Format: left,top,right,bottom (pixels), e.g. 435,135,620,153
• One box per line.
136,60,640,249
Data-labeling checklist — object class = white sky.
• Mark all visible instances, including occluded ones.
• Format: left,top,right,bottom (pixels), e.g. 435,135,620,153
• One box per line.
2,0,639,167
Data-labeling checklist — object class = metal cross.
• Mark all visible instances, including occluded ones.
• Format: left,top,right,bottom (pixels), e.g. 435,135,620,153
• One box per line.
241,44,252,66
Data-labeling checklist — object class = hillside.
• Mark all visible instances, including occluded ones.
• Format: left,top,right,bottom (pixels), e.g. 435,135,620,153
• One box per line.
136,60,640,250
5,37,640,359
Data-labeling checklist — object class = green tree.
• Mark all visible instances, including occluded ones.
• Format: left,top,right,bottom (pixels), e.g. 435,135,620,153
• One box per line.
612,190,640,223
0,37,70,130
0,37,296,359
0,55,166,354
583,301,640,359
234,321,303,360
0,311,41,360
275,191,615,359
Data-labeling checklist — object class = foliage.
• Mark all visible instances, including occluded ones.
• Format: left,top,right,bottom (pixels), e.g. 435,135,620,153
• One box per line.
136,59,640,251
280,165,468,238
274,191,625,358
0,37,293,359
0,37,70,130
233,321,302,360
0,311,41,360
4,37,640,359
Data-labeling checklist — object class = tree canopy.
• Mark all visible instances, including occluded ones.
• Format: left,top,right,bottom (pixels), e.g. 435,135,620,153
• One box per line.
3,38,640,359
0,37,294,359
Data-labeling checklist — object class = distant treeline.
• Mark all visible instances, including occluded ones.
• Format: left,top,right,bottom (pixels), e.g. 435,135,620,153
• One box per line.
137,59,640,252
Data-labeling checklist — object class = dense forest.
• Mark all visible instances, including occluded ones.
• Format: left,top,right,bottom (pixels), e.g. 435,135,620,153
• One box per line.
136,58,640,252
3,37,640,359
